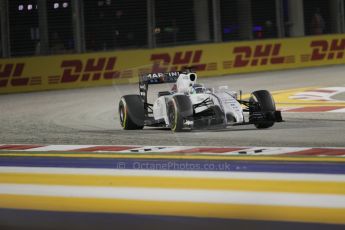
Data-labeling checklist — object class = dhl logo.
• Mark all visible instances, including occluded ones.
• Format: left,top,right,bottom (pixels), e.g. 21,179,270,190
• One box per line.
0,63,29,87
232,44,285,67
59,57,124,83
310,39,345,61
150,50,207,72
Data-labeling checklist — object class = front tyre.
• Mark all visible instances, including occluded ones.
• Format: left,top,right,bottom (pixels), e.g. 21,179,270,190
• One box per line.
168,95,193,132
119,95,144,130
250,90,276,129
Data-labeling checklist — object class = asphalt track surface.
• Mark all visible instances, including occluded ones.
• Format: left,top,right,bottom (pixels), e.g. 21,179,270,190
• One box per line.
1,65,345,230
1,65,345,147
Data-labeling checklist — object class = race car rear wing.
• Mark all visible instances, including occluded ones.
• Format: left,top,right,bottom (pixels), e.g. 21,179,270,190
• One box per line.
139,71,180,85
139,71,182,115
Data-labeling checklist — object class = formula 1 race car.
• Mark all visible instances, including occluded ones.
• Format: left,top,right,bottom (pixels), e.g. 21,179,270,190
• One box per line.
118,70,283,132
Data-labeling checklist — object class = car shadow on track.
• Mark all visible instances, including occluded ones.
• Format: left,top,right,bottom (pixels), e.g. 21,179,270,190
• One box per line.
79,123,291,134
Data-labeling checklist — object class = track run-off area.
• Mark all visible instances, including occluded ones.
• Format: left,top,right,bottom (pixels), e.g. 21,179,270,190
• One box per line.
1,65,345,229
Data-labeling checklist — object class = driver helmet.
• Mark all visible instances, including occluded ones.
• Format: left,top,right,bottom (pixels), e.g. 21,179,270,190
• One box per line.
190,83,206,94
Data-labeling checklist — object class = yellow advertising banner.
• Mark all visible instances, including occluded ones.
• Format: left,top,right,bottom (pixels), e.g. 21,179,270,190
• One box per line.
1,34,345,94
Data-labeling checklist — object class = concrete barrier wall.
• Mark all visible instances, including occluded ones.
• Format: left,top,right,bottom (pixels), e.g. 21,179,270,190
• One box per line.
1,34,345,94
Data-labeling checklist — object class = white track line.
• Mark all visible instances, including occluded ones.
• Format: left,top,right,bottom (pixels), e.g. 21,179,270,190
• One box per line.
1,167,345,182
0,184,344,208
24,145,96,151
116,146,193,153
330,108,345,113
289,87,345,102
219,147,311,155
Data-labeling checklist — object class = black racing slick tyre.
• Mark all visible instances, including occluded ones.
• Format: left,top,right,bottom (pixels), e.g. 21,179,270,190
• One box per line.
118,95,145,130
250,90,276,129
168,95,193,132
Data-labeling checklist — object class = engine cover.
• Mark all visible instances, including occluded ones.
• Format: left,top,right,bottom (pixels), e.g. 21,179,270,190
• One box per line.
212,92,244,123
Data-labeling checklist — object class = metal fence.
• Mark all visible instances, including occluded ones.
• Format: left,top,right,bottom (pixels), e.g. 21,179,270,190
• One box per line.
1,0,345,58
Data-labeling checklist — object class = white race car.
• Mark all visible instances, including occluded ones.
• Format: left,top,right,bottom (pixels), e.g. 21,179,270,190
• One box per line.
119,70,283,132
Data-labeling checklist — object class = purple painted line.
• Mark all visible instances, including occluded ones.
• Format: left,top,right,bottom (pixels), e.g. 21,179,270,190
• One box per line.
0,157,344,174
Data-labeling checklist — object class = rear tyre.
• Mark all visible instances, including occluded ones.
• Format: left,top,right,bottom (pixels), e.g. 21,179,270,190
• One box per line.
250,90,276,129
168,95,193,132
119,95,145,130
